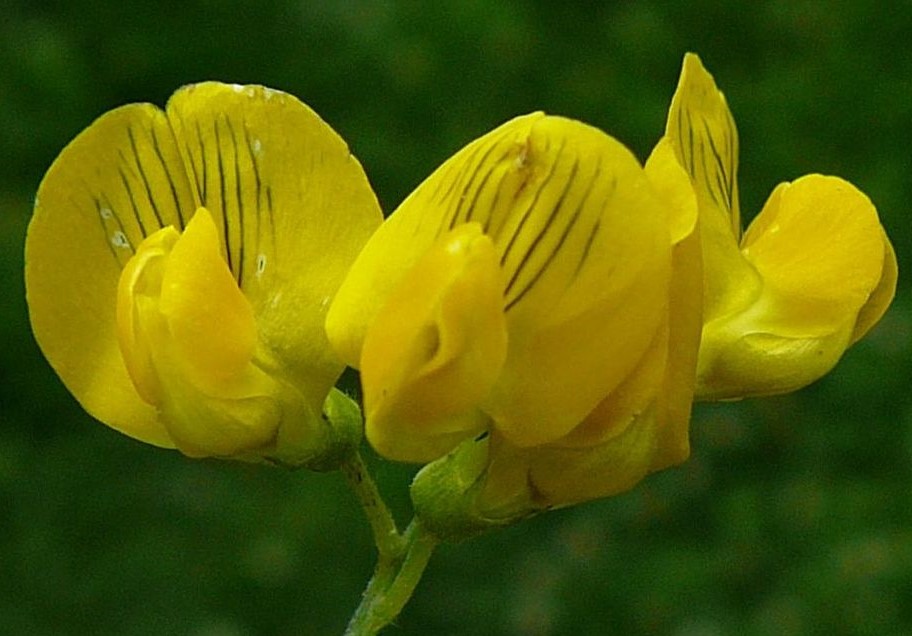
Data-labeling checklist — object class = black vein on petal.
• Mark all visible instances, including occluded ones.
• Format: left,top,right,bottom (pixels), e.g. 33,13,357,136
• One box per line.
213,117,234,275
504,155,580,311
573,174,615,279
226,115,245,286
150,123,186,230
702,115,732,212
127,125,165,232
497,139,564,269
195,120,209,205
243,124,265,280
117,163,149,238
449,133,514,232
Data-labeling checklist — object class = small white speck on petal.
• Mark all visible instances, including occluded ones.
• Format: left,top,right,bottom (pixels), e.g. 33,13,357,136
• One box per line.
100,207,113,220
231,84,245,93
256,254,267,276
111,231,130,249
252,139,262,156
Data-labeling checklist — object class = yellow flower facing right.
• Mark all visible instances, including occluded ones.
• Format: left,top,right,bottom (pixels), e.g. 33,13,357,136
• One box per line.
662,54,897,400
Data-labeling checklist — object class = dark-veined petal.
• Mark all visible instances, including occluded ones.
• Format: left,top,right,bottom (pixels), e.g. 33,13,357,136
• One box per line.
26,103,196,447
666,53,739,233
26,83,382,451
329,114,678,452
481,118,675,448
327,113,546,367
509,148,704,507
663,53,760,323
165,83,382,409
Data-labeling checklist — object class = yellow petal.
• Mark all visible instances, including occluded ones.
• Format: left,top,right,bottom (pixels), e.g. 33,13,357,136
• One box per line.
27,82,382,455
521,203,704,507
520,403,665,507
851,231,897,343
327,112,546,367
697,175,891,399
116,208,310,458
663,53,759,322
26,102,198,448
330,113,678,452
666,53,740,234
642,135,704,467
644,137,698,245
166,83,383,410
116,225,179,405
652,226,704,467
158,208,258,394
362,224,507,462
481,118,674,448
741,175,885,331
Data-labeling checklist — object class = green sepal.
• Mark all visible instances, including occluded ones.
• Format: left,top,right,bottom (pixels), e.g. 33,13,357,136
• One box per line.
409,435,538,542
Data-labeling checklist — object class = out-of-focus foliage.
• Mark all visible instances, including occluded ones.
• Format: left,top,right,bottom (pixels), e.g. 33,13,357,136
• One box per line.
2,1,910,634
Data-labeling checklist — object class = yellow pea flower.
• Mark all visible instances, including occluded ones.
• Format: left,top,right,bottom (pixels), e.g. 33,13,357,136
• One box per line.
326,114,702,531
660,54,897,400
26,83,382,466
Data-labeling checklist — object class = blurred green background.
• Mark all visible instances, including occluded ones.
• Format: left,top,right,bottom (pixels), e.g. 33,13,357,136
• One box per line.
3,1,911,634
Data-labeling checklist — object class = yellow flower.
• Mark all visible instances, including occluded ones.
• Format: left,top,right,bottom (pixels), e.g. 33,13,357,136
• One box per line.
26,82,382,465
661,54,897,400
326,113,702,529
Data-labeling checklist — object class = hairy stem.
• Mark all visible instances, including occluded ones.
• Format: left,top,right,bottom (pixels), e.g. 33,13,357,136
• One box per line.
340,451,404,559
344,520,438,636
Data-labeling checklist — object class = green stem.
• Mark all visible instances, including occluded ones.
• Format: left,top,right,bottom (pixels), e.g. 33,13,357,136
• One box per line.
340,450,404,559
344,520,439,636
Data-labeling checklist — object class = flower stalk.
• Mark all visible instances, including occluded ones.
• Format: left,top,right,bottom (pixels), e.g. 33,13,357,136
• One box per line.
344,520,438,636
340,450,404,560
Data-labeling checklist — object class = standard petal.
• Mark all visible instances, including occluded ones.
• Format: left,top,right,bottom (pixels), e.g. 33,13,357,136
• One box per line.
663,53,759,323
26,102,198,448
327,112,546,367
361,224,508,462
482,118,674,448
166,83,383,409
666,53,740,233
331,113,679,450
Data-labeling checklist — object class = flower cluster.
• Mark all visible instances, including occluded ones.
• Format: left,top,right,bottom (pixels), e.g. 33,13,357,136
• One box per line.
27,56,895,536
